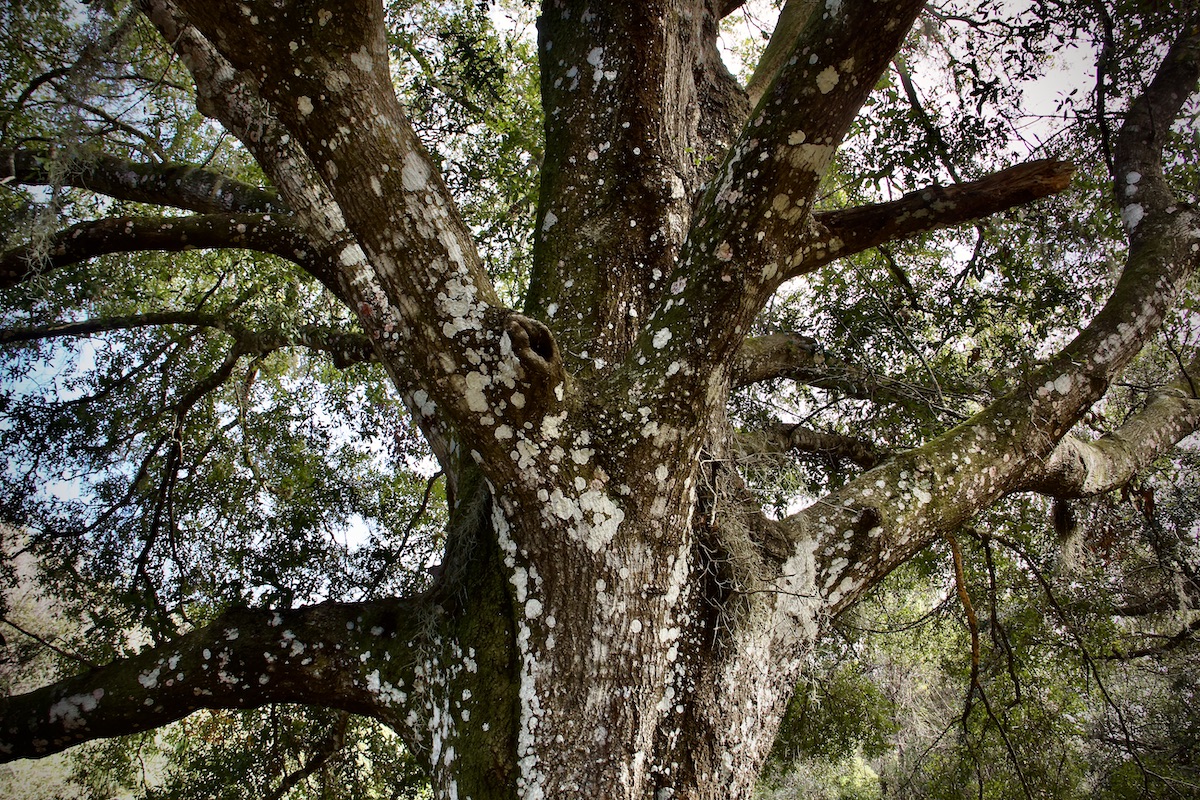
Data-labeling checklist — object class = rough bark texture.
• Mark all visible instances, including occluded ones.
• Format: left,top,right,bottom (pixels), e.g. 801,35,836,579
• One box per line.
2,2,1200,799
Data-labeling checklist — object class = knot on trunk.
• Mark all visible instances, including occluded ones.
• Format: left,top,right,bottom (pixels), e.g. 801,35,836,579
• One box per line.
504,312,566,392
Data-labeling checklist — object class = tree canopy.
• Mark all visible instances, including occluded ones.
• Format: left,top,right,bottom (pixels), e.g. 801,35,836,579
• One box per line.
1,0,1199,797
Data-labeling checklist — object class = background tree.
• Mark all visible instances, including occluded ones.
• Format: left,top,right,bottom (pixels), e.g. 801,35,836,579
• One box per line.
1,0,1198,798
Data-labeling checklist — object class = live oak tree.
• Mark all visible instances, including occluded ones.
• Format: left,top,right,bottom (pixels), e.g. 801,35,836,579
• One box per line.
1,0,1199,797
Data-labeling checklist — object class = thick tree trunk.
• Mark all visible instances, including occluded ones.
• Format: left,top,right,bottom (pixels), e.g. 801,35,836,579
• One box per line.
417,475,809,799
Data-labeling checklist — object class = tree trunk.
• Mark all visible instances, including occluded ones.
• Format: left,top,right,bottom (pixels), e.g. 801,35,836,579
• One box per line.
416,470,811,799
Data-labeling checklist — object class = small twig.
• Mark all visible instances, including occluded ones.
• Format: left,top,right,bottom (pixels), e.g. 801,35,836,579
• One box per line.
1164,338,1199,399
1,617,98,668
946,531,982,728
948,531,1034,800
364,471,444,599
1102,617,1200,660
263,712,350,800
841,590,955,635
982,538,1022,706
845,257,947,410
1090,0,1117,177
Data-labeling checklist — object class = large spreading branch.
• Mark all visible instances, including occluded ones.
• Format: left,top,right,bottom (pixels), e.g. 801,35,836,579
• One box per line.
1,148,285,215
134,0,359,282
736,422,885,469
731,331,957,412
1017,365,1200,498
0,599,436,762
135,0,468,479
799,159,1076,278
0,311,375,367
161,0,569,469
0,213,321,290
744,0,817,108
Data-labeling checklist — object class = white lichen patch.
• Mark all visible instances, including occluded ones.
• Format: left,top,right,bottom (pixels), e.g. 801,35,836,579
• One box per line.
815,66,839,94
543,486,627,554
401,151,431,192
652,328,672,349
778,538,822,642
324,69,350,92
339,243,367,268
436,274,481,330
351,45,374,72
297,96,314,116
526,598,544,619
463,371,490,413
1125,171,1141,197
785,143,838,173
586,46,615,82
1122,203,1145,231
138,667,161,689
49,689,104,731
411,389,437,417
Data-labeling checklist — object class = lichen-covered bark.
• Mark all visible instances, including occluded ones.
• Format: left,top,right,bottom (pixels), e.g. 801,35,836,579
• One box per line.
528,0,748,367
0,599,435,760
1,148,285,215
0,213,317,290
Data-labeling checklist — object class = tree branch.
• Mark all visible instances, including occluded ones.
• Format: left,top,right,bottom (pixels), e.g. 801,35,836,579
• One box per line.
1103,617,1200,660
156,0,569,463
698,0,929,261
717,0,749,19
797,159,1076,278
263,712,350,800
1017,368,1200,498
134,0,464,477
133,0,361,293
0,213,320,290
0,311,376,368
0,599,433,763
627,0,928,425
744,0,818,108
731,332,957,412
893,58,965,183
1,148,285,215
768,22,1200,625
736,421,885,469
